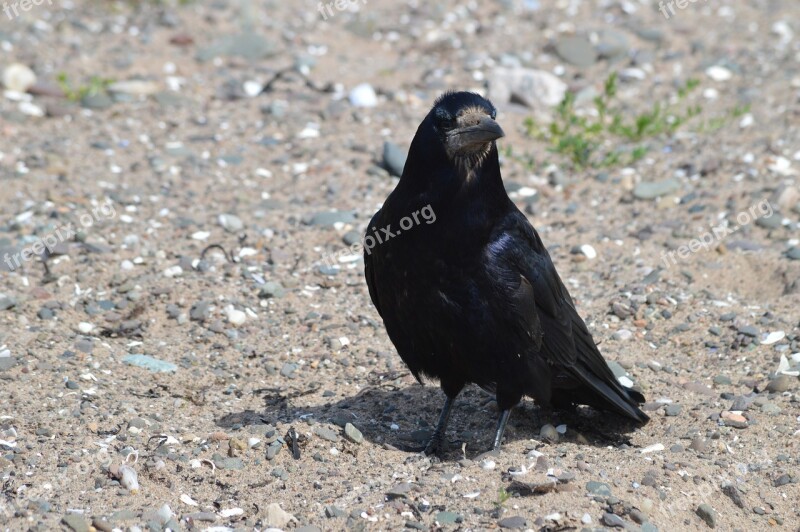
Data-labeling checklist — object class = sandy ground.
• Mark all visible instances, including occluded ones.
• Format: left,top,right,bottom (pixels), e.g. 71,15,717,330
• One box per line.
1,1,799,531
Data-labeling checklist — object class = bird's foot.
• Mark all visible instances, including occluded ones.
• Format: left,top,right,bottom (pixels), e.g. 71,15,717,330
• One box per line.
393,435,456,457
423,433,449,457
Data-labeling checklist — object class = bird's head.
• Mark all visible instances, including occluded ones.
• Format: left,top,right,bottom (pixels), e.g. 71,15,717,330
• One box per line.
428,91,505,167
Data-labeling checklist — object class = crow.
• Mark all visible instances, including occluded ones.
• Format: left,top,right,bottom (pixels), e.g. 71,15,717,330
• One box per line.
364,91,648,455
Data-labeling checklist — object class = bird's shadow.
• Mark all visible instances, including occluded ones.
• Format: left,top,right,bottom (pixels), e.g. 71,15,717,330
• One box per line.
216,381,642,459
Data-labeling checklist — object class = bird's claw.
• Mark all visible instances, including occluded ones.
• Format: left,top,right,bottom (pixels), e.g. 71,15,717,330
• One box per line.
423,435,447,457
394,436,456,457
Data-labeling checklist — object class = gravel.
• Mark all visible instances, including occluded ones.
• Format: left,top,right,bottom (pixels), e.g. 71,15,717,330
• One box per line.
0,1,797,531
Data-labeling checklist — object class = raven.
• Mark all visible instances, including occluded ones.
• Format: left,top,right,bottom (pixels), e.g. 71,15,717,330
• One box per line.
364,91,648,454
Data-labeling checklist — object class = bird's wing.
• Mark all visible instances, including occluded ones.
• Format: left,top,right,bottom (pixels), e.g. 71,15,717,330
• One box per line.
488,210,647,421
487,216,578,368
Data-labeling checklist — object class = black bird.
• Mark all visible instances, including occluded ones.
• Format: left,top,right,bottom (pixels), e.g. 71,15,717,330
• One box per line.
364,91,648,454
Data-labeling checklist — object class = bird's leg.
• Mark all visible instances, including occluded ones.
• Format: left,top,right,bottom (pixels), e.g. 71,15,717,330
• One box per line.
423,395,456,456
492,408,512,450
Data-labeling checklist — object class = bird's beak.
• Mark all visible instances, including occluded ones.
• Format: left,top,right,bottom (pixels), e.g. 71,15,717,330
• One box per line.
447,115,505,155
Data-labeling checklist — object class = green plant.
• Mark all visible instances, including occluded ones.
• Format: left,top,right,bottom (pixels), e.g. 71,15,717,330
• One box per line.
525,73,705,169
496,487,511,509
56,73,114,102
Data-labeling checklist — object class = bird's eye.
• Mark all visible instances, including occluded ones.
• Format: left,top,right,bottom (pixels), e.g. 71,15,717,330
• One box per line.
434,108,455,128
490,109,497,120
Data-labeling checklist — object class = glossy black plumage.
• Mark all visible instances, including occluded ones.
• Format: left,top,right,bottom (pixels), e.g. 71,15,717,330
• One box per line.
365,91,648,453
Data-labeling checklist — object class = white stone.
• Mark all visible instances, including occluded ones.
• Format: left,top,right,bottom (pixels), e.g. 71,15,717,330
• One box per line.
580,244,597,259
612,329,633,341
18,101,44,117
180,494,198,506
163,266,183,278
706,65,733,82
243,80,262,97
618,375,634,388
640,443,665,454
761,331,785,345
108,80,160,95
349,83,378,107
225,305,246,326
2,63,36,93
489,66,567,107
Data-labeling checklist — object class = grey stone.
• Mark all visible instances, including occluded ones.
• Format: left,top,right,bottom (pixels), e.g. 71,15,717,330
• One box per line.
218,213,243,233
634,179,680,200
266,441,282,460
109,510,137,521
313,425,340,442
695,503,716,528
555,35,597,67
0,357,16,371
539,423,559,442
155,91,185,108
720,483,745,508
632,26,664,43
280,363,298,378
343,230,362,246
435,511,462,524
773,474,793,487
386,483,412,499
344,423,364,444
664,404,682,417
755,213,782,229
489,66,567,108
305,211,357,227
737,325,759,337
197,32,276,62
689,437,709,452
596,29,629,61
607,361,628,379
62,514,91,532
498,516,527,529
325,505,346,518
123,354,178,373
190,301,211,321
259,281,285,299
767,375,796,392
81,92,114,110
213,456,244,470
0,295,16,310
602,512,626,528
586,481,612,497
382,141,407,177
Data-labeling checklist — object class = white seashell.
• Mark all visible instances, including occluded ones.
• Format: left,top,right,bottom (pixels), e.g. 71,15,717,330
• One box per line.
180,494,198,506
640,443,665,454
118,464,140,493
761,331,785,345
